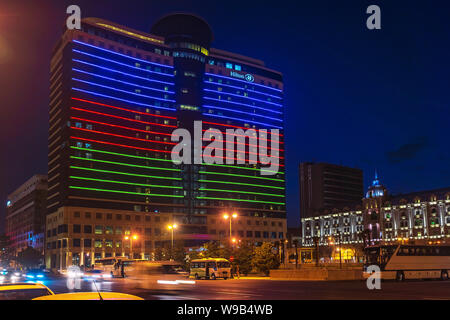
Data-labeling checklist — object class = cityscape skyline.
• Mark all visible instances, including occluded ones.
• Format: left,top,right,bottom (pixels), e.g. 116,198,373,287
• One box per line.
1,0,450,232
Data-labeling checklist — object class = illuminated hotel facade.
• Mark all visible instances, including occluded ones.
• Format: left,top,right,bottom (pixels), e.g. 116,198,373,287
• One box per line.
301,173,450,261
46,14,286,269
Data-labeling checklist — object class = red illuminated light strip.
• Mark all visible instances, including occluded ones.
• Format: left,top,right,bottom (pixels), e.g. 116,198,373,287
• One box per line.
71,107,177,128
71,116,176,137
201,137,284,151
202,145,283,159
202,121,283,137
71,97,177,119
202,154,284,167
71,127,176,145
201,129,284,145
71,136,172,153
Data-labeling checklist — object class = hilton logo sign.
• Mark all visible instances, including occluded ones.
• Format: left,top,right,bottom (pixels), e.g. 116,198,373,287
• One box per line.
230,71,254,83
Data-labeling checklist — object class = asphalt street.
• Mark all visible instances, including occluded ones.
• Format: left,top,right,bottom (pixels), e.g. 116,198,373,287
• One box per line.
38,277,450,300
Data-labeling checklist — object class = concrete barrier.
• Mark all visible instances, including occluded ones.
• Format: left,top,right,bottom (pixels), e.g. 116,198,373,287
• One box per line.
270,268,363,281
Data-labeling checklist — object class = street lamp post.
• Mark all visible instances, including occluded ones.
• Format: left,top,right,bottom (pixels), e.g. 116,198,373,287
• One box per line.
167,224,178,250
223,212,238,245
336,231,342,269
124,234,138,259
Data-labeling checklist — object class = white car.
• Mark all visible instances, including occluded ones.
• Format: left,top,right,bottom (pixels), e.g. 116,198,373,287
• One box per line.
82,269,113,281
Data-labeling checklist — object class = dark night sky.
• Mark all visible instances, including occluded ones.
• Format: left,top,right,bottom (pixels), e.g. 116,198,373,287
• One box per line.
1,0,449,232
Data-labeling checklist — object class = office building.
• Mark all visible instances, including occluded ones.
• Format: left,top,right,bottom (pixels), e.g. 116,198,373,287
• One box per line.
299,162,363,218
6,175,48,255
46,14,286,268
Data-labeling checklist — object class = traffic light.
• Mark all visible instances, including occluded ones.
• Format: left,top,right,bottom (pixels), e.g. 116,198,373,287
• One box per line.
229,256,234,262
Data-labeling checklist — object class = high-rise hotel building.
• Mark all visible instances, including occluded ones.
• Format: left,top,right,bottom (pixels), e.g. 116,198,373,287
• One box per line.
46,14,286,269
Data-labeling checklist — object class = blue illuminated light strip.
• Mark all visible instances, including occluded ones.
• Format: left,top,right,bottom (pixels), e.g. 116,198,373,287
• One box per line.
205,72,282,92
72,49,174,78
202,113,283,129
72,67,175,94
204,80,283,101
73,40,174,69
73,59,174,87
204,96,283,115
72,87,176,112
72,78,176,103
72,70,174,101
203,105,283,122
203,88,283,107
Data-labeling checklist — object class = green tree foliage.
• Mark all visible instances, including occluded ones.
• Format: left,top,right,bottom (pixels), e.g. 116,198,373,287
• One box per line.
252,242,280,276
234,241,254,275
172,241,187,265
17,246,42,269
202,242,223,258
154,247,164,261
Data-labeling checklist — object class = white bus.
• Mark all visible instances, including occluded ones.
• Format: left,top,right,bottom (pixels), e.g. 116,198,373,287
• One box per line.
363,244,450,281
94,257,145,277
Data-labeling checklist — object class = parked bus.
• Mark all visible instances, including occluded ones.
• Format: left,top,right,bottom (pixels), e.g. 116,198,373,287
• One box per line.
363,244,450,281
189,258,231,280
94,257,145,277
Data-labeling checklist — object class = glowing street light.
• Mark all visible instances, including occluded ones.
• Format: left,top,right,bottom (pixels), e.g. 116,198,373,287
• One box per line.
167,224,177,249
223,212,238,245
124,234,139,259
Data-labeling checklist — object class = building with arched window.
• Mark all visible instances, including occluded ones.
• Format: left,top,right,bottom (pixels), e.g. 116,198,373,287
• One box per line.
301,171,450,261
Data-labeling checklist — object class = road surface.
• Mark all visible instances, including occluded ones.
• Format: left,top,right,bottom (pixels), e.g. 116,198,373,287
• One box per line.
38,277,450,300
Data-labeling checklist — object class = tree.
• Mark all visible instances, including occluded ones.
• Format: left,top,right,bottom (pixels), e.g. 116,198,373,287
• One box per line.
154,247,164,261
252,242,280,276
235,241,254,275
202,241,223,258
17,246,42,269
171,241,186,265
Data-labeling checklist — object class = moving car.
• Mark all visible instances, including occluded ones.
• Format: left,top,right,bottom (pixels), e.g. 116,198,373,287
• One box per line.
0,282,54,300
83,269,113,281
0,269,23,283
126,261,195,291
24,269,46,281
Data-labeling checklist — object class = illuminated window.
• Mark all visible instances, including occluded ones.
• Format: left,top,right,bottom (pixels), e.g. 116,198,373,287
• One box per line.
95,225,103,235
235,65,241,71
226,62,233,69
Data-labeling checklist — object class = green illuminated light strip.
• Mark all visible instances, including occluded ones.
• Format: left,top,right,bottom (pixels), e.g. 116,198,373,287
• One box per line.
202,163,284,175
70,166,182,180
70,176,182,189
199,188,284,198
196,196,285,206
71,146,173,162
199,171,284,182
70,186,184,198
198,180,285,190
71,156,180,172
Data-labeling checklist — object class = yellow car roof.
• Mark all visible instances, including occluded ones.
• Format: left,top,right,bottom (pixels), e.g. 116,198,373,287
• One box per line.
0,283,51,292
33,292,144,300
